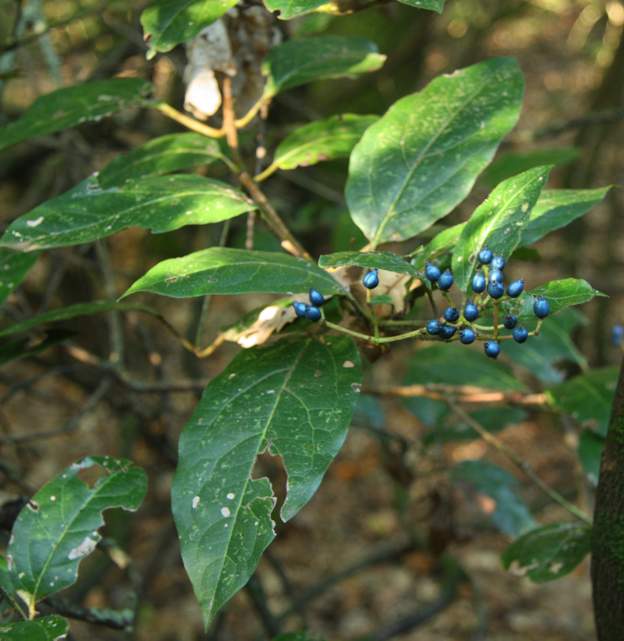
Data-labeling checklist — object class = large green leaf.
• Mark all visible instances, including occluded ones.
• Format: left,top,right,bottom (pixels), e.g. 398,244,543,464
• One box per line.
172,336,361,626
502,523,591,583
0,616,69,641
261,114,378,177
346,57,524,246
548,367,618,436
452,165,551,291
451,460,535,536
410,223,464,270
0,175,253,252
521,187,610,246
0,250,38,304
140,0,238,58
0,79,150,152
319,250,420,276
262,36,385,98
123,247,346,299
98,133,226,187
7,457,147,615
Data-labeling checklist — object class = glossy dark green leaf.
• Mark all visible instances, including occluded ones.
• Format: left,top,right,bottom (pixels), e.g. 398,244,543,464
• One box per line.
318,251,420,276
0,79,150,152
502,522,591,582
172,336,361,626
578,429,604,486
8,457,147,615
261,114,378,177
451,460,535,536
98,133,226,187
346,58,524,246
140,0,238,58
0,616,69,641
0,175,253,251
521,187,610,246
262,36,385,98
123,248,346,299
452,165,551,291
0,250,38,304
0,556,25,617
548,367,618,436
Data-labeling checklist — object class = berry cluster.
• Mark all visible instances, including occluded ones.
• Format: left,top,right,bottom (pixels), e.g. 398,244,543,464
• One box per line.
293,288,325,321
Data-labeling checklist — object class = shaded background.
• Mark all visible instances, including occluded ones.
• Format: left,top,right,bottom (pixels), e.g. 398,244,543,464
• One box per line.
1,0,623,639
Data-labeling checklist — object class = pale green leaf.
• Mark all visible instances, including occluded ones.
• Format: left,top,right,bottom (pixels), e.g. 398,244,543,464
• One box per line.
318,250,420,276
0,250,38,304
172,336,361,626
346,57,524,246
263,0,326,19
0,616,69,641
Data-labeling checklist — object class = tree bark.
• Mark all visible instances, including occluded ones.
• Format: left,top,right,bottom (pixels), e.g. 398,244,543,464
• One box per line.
591,356,624,639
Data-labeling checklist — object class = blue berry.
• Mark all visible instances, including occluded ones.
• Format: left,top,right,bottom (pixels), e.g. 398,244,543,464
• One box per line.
444,307,460,323
438,269,454,291
533,296,551,319
472,271,486,294
363,269,380,289
309,288,325,306
305,306,321,322
425,263,441,282
489,268,504,284
491,255,506,270
612,324,624,346
507,279,524,298
293,302,308,318
464,301,479,322
439,324,457,340
488,282,505,299
460,328,476,344
484,340,501,359
427,320,441,335
478,247,493,264
512,327,529,343
504,315,518,330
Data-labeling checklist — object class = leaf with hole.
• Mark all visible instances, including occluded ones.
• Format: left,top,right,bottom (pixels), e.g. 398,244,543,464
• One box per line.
0,615,69,641
172,336,361,626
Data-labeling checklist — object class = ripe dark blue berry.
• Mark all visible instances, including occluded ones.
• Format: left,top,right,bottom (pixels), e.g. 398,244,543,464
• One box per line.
612,324,624,346
293,302,308,318
484,340,501,358
472,271,486,294
305,306,321,321
425,263,441,282
460,328,476,344
438,269,454,291
363,269,380,289
309,288,325,306
491,255,506,270
504,315,518,330
439,324,457,339
489,268,504,284
533,296,551,319
444,307,459,322
464,301,479,322
488,282,505,299
427,320,441,335
512,327,529,343
507,279,524,298
478,247,493,264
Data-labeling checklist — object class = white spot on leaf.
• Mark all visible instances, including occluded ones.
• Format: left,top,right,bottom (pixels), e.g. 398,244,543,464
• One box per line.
68,536,98,560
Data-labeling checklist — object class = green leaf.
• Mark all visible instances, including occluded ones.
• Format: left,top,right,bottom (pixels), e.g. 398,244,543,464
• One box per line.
262,114,378,177
0,250,38,304
0,330,76,367
98,133,226,187
578,429,604,486
410,223,464,270
0,79,150,152
8,457,147,614
397,0,445,10
452,165,551,291
123,247,346,299
0,616,69,641
140,0,238,58
547,367,618,436
263,0,327,19
262,36,385,98
451,460,535,536
521,187,610,246
172,336,361,626
0,175,253,252
502,522,591,583
318,251,420,276
346,57,524,246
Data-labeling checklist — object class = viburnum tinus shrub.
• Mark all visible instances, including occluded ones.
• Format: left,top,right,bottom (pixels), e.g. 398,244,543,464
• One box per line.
0,1,620,639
